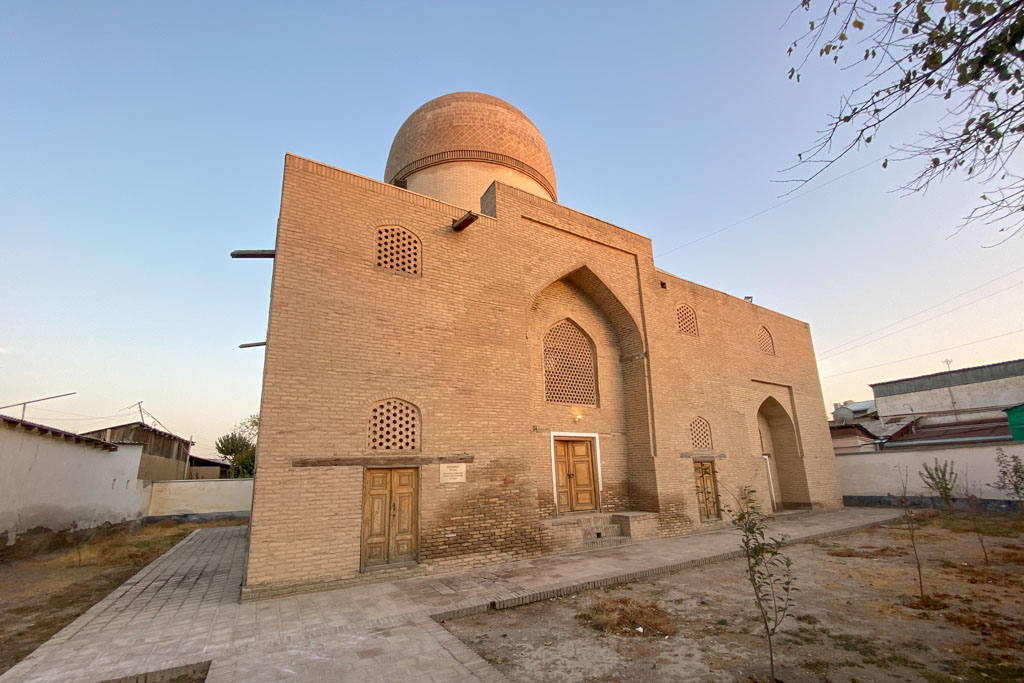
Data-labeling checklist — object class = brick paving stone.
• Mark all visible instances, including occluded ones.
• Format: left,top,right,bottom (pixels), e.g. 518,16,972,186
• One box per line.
0,508,897,683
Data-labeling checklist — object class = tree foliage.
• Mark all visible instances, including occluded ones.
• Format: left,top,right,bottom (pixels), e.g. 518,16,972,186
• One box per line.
787,1,1024,243
919,457,959,509
215,413,260,478
992,446,1024,507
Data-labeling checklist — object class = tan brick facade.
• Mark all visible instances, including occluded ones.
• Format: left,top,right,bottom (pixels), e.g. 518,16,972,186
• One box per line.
243,94,842,599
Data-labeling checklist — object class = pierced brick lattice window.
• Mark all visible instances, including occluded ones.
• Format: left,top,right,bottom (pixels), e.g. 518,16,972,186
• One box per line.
367,399,420,451
757,326,776,356
375,226,421,276
543,320,597,405
676,304,698,336
690,417,713,451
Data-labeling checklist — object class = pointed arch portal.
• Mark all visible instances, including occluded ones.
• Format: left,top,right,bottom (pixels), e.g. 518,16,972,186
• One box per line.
756,396,810,510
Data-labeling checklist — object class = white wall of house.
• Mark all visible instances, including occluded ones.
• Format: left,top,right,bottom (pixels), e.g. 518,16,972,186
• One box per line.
147,479,253,517
0,427,149,542
837,442,1024,499
875,375,1024,424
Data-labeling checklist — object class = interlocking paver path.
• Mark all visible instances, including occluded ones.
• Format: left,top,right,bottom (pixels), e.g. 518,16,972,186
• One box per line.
1,508,898,682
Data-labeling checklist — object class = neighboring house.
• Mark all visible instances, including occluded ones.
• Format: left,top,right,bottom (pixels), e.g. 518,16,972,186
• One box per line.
0,415,147,541
828,399,916,455
241,92,844,599
187,454,230,479
832,399,878,425
834,360,1024,504
1007,403,1024,441
81,422,194,481
871,358,1024,427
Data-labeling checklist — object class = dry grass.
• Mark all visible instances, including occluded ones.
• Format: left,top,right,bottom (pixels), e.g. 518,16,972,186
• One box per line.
579,597,677,637
0,519,246,675
45,519,244,569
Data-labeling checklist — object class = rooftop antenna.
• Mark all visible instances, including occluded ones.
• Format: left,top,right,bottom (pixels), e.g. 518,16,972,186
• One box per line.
942,358,954,371
122,401,146,424
0,392,77,421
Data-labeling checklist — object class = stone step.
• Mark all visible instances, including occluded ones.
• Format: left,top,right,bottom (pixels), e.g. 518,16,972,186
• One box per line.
582,524,622,540
576,515,614,527
583,536,632,551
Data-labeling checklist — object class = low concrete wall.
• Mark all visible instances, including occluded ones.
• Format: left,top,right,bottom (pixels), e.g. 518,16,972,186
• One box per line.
147,479,253,517
1,428,148,541
837,442,1024,500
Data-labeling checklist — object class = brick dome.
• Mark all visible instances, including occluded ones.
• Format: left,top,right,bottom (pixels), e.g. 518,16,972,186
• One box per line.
385,92,557,203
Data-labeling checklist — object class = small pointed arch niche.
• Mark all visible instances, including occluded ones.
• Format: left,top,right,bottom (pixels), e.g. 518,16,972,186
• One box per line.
366,398,420,451
689,416,713,451
675,303,699,336
543,319,598,406
757,325,776,356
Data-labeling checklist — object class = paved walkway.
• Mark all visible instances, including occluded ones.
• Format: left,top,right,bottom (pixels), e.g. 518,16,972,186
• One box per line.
2,508,898,683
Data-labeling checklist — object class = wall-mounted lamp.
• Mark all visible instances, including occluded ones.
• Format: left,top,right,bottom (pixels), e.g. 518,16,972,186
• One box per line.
574,414,584,423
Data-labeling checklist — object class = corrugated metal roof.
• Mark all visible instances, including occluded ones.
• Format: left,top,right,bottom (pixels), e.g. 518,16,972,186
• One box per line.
1,414,118,451
871,358,1024,397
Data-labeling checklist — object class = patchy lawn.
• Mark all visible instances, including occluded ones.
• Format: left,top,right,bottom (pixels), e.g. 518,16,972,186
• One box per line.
0,519,247,675
443,512,1024,682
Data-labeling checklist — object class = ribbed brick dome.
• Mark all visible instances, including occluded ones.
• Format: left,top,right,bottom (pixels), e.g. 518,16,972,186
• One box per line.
385,92,556,202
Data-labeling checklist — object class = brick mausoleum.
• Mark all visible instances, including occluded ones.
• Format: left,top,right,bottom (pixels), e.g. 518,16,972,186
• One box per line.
242,92,843,599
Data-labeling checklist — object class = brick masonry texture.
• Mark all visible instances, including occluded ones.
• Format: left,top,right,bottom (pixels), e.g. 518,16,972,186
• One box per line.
245,128,843,596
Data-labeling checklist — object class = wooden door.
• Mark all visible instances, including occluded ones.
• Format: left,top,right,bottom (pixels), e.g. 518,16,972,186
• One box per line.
554,439,598,513
693,461,721,521
361,468,418,570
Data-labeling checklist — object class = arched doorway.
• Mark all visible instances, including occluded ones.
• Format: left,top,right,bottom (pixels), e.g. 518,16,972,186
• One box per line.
756,397,811,511
528,266,654,515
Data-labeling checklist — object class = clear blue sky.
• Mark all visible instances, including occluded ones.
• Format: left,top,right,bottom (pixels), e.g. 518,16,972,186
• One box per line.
2,2,1021,459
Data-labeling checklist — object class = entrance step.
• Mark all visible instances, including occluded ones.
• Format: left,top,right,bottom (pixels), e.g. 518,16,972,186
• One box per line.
582,524,622,540
583,536,631,550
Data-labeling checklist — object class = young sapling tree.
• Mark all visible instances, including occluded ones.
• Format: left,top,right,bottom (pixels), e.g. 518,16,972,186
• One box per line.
724,487,796,682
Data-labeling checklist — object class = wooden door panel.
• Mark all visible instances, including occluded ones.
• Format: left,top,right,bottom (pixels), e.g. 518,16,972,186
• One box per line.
390,468,418,563
569,441,597,511
554,441,571,512
362,469,391,569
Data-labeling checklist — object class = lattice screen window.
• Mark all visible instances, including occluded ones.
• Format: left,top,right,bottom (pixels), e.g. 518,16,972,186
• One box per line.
543,320,598,405
676,304,698,336
757,326,776,356
375,226,421,276
690,417,713,451
367,399,420,451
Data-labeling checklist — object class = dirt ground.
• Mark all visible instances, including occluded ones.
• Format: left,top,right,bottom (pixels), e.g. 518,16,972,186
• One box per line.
444,512,1024,682
0,519,247,675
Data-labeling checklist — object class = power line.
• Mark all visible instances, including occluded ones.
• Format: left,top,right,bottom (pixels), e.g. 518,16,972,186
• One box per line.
820,328,1024,379
816,263,1024,358
655,156,883,258
817,278,1024,362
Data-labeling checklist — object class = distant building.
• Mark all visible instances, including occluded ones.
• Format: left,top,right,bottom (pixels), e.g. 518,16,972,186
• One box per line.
834,359,1024,504
81,422,195,480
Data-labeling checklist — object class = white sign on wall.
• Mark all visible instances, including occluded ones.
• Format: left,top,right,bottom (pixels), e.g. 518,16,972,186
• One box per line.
440,463,467,484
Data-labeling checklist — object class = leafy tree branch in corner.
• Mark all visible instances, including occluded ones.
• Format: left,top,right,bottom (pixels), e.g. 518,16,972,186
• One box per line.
786,1,1024,244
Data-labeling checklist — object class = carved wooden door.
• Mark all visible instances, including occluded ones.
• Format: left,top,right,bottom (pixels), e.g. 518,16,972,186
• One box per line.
694,461,720,521
362,468,418,569
554,440,598,513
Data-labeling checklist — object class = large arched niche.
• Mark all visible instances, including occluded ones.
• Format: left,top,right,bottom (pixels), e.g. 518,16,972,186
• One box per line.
756,395,811,510
527,266,656,516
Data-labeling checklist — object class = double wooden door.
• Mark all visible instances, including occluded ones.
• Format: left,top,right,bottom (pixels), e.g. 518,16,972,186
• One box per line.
554,439,598,512
361,468,418,569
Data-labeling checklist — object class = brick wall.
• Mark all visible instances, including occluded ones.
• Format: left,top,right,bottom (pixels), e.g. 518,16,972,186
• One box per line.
243,154,842,596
